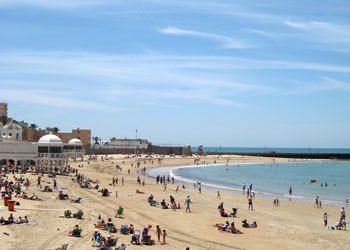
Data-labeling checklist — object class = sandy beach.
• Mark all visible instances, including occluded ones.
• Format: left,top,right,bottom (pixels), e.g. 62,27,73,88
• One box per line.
1,154,348,250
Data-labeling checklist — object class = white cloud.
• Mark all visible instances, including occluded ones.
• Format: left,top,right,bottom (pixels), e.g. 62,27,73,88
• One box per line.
0,88,116,111
0,0,109,8
1,50,349,111
285,20,350,44
159,26,253,49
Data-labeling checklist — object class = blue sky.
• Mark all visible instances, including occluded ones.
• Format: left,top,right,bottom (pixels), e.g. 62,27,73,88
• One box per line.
1,0,349,148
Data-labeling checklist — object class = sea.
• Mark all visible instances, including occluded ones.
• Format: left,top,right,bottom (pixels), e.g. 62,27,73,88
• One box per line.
147,161,350,206
191,146,350,154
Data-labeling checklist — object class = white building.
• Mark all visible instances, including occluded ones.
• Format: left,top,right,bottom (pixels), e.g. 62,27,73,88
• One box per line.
64,138,85,161
98,138,149,149
37,133,68,175
2,122,22,141
0,124,38,173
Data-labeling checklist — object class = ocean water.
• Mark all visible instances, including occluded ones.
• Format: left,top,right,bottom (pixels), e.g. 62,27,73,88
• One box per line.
173,161,350,205
191,147,350,154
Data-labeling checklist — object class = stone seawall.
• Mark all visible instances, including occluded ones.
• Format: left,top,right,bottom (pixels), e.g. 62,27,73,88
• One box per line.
86,145,189,155
204,152,350,160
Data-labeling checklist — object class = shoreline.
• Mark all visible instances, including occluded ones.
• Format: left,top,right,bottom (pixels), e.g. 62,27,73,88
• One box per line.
145,161,349,207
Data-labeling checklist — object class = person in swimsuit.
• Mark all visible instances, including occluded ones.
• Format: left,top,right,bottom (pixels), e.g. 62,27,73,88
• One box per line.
248,196,253,210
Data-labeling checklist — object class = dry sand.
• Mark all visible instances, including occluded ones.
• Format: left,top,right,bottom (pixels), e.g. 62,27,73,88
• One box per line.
0,154,349,250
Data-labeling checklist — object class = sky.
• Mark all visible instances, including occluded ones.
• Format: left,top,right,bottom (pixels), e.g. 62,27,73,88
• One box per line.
1,0,349,148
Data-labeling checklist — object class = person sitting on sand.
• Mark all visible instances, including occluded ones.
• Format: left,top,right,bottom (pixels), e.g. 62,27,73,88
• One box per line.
58,191,69,200
171,202,177,211
24,216,28,223
22,192,29,199
335,219,346,230
96,220,106,229
161,199,168,209
102,188,110,197
15,216,25,224
72,225,82,237
128,224,135,234
142,225,152,239
215,221,230,231
220,208,229,217
105,235,117,247
229,222,243,234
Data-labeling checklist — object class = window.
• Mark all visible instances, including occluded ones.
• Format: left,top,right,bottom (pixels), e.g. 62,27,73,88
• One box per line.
38,147,49,153
49,147,62,153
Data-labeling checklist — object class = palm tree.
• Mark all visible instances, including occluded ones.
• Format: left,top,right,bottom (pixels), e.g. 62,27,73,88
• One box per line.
93,136,100,145
29,123,38,130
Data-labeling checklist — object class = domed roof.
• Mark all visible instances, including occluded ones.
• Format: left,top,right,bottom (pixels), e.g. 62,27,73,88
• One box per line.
3,122,22,131
38,133,62,144
68,138,83,145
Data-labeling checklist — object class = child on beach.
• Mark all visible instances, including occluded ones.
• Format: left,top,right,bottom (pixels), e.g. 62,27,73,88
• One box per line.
324,213,328,227
162,229,167,244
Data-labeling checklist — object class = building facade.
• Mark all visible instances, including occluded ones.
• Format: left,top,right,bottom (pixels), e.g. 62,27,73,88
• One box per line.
22,128,91,148
0,103,7,117
96,138,149,149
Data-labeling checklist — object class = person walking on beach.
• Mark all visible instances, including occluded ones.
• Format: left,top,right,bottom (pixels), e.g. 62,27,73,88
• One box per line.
53,178,57,189
162,229,167,244
324,212,328,227
315,196,319,208
341,207,346,220
217,191,221,199
176,185,179,193
242,183,246,194
248,196,253,210
185,196,192,213
156,225,162,242
37,176,41,188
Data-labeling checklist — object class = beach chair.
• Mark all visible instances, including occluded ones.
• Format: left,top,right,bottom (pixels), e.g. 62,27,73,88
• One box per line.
71,197,82,203
230,208,238,217
116,207,124,218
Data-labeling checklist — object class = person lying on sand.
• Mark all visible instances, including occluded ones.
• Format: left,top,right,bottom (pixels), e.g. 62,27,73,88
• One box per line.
43,185,53,192
136,189,145,194
242,219,257,228
29,193,42,200
215,221,230,231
